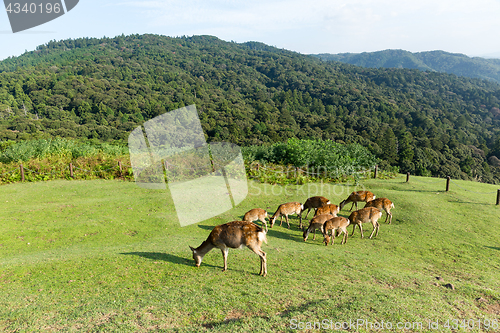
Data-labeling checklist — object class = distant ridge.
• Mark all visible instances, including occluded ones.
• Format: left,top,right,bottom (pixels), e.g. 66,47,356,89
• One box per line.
312,49,500,84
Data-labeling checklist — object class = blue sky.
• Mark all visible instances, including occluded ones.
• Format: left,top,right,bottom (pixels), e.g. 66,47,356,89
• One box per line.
1,0,500,61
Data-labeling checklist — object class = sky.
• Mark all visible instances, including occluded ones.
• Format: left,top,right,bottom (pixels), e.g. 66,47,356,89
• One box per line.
1,0,500,61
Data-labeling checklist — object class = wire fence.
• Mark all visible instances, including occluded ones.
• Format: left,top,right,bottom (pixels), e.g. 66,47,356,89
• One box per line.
0,160,133,184
2,161,500,205
404,172,500,205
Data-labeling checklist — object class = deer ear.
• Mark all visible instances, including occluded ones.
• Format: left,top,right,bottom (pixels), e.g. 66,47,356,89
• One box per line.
189,246,196,253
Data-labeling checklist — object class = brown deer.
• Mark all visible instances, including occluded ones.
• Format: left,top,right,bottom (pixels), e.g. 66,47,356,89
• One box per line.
269,202,303,229
339,191,375,211
314,203,339,217
348,207,383,239
303,214,335,241
300,196,330,228
189,221,267,276
322,216,350,245
364,198,394,224
243,208,268,231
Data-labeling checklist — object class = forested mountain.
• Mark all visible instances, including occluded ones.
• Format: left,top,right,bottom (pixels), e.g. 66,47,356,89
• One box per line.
1,34,500,183
313,49,500,84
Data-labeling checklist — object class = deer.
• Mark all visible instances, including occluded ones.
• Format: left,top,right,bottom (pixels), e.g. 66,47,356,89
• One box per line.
348,207,383,239
339,190,376,211
269,202,303,229
243,208,268,231
300,196,330,228
364,198,394,224
189,221,267,276
303,214,335,242
322,216,350,246
314,203,339,217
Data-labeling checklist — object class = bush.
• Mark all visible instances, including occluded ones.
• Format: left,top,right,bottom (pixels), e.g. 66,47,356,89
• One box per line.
242,138,377,178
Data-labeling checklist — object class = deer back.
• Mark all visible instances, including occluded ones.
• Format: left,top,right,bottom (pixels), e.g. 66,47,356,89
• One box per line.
348,207,382,225
323,216,350,231
209,221,266,249
310,213,335,226
274,202,303,217
315,204,339,217
244,208,267,222
364,198,393,211
352,190,375,202
303,196,330,210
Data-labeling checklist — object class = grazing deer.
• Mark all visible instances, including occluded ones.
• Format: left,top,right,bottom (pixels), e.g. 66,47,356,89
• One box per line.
189,221,267,276
303,214,335,242
348,207,383,239
269,202,303,229
364,198,394,224
300,196,330,228
339,191,375,211
314,203,339,217
322,216,350,246
243,208,268,231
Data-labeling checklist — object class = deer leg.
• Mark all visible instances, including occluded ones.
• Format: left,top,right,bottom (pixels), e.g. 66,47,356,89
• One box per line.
359,224,364,238
351,224,356,236
221,247,229,271
388,212,392,224
331,230,335,245
312,228,316,240
261,218,268,232
341,229,348,245
349,202,355,211
285,215,290,229
248,245,267,277
369,221,379,239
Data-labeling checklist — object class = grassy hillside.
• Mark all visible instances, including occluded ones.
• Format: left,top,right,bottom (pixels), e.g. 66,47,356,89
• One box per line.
1,177,499,331
313,49,500,84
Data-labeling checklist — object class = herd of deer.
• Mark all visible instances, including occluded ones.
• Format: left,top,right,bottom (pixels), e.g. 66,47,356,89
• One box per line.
189,191,395,277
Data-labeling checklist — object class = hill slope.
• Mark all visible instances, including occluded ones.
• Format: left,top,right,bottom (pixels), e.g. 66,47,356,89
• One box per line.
1,178,499,331
1,34,500,183
313,49,500,84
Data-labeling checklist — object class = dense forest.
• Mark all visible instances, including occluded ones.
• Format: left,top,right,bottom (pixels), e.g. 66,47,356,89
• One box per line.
1,34,500,183
313,49,500,84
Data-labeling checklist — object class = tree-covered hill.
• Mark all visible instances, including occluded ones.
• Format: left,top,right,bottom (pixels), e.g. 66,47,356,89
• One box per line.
313,49,500,84
1,34,500,183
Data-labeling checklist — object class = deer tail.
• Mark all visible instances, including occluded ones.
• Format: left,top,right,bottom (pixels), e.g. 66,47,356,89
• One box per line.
258,229,268,244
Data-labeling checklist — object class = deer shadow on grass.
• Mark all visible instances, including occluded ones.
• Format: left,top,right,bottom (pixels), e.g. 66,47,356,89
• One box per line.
121,250,264,274
485,246,500,251
121,251,198,267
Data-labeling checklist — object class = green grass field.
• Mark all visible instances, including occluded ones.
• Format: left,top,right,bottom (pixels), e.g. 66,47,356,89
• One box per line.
1,175,499,332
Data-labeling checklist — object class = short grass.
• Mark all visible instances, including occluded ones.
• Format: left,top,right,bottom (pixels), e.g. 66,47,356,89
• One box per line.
1,175,500,332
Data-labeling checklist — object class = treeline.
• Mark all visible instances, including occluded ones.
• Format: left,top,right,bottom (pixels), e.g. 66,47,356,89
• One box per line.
1,34,500,183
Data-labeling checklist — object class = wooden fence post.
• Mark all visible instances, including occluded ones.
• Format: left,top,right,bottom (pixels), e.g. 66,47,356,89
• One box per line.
446,176,450,192
69,163,74,178
20,164,24,182
373,165,378,179
118,161,122,176
496,189,500,205
406,172,410,182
